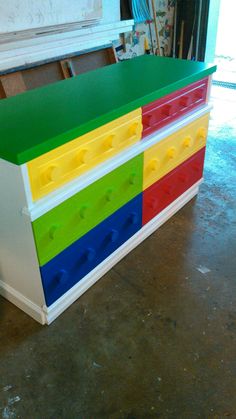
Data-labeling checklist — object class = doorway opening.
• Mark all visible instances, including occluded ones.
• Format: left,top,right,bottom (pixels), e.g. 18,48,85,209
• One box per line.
214,0,236,88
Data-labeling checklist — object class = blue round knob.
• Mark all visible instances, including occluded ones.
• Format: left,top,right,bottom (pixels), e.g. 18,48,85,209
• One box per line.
129,212,139,225
85,247,96,262
56,269,69,285
109,229,119,243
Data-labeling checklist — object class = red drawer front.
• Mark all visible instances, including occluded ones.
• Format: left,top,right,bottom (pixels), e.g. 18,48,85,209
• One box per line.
142,147,206,225
142,78,208,138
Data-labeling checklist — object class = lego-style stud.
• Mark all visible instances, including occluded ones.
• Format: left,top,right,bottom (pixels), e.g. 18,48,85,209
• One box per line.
76,148,91,166
129,122,139,137
103,134,117,151
105,188,114,202
167,147,177,159
148,158,159,172
161,104,172,117
41,165,61,185
197,127,207,141
183,135,193,148
192,163,201,173
147,197,158,210
163,185,173,196
147,114,157,127
49,224,59,240
55,269,69,285
129,173,137,185
180,96,190,108
179,174,188,183
79,205,89,220
109,229,119,243
195,88,204,100
85,247,96,262
129,212,139,225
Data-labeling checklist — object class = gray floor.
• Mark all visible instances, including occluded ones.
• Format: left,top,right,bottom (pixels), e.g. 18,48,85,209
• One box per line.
0,86,236,419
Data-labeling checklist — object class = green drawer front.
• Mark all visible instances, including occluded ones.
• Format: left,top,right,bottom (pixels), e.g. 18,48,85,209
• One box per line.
32,154,143,266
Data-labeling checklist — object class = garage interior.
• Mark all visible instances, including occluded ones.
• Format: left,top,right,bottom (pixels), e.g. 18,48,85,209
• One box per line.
0,1,236,418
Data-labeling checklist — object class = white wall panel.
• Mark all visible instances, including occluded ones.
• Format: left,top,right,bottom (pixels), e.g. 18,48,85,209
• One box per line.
0,0,102,33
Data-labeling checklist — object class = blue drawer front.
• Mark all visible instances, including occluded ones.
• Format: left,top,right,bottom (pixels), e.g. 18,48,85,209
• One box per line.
40,194,143,306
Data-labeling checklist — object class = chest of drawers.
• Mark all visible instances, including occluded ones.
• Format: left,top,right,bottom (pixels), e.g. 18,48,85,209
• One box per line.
0,55,216,324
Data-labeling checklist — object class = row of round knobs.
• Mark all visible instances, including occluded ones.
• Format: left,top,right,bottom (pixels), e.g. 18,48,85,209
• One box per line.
147,128,207,172
48,208,139,241
144,89,205,128
40,122,140,186
146,163,201,210
52,212,139,285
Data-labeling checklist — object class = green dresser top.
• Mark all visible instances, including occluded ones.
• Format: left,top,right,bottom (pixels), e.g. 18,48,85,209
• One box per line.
0,55,216,165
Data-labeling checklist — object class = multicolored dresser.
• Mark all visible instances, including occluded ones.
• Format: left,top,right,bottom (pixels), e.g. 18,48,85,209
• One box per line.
0,56,216,324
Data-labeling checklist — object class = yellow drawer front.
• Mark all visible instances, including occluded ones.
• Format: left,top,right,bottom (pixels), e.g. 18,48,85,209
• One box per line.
27,109,142,201
143,113,210,190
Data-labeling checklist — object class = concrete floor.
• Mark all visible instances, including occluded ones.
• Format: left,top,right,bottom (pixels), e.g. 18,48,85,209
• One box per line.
0,86,236,419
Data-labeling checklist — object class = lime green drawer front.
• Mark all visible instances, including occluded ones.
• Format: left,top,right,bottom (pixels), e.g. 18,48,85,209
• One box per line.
32,154,143,266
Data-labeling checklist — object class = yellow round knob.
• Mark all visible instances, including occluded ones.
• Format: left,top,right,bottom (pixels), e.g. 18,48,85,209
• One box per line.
183,135,193,148
103,134,117,151
197,127,207,141
148,159,159,172
167,147,177,159
76,149,91,165
41,165,61,185
129,122,139,137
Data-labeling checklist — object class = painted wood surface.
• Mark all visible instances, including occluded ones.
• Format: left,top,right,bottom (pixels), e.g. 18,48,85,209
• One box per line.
0,159,46,308
0,55,216,165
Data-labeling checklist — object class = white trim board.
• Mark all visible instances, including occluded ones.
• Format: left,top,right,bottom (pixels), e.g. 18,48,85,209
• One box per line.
0,180,202,325
23,104,211,221
0,20,134,73
0,279,46,324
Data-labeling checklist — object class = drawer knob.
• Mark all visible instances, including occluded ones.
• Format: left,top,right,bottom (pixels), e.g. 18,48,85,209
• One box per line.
179,174,188,183
76,149,91,165
55,269,69,285
109,229,119,243
162,104,172,117
197,127,207,141
41,165,61,185
163,185,173,195
79,205,89,220
148,198,158,210
49,224,59,240
103,134,117,151
195,88,204,100
183,135,193,148
148,158,159,172
192,163,201,173
146,114,157,127
106,188,114,202
167,147,177,159
129,173,137,185
180,96,190,108
129,122,139,137
85,247,96,262
129,212,139,225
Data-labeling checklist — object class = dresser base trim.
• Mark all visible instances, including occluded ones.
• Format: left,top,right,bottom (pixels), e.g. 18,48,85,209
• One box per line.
45,179,202,325
0,279,46,324
0,180,202,325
